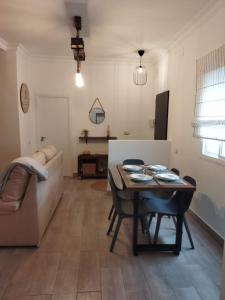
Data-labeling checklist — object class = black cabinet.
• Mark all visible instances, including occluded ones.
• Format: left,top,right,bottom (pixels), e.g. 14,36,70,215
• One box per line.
78,154,108,179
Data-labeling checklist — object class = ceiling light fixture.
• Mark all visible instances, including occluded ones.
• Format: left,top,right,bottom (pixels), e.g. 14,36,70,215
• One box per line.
133,50,147,85
71,16,85,88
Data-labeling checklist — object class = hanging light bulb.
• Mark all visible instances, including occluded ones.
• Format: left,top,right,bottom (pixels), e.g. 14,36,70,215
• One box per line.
75,60,84,88
133,50,147,85
75,72,84,88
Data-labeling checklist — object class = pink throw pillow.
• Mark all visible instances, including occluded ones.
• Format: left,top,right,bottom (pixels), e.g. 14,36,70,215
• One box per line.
2,166,30,202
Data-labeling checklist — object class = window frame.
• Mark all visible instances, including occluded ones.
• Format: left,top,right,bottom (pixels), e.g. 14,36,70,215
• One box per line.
202,139,225,162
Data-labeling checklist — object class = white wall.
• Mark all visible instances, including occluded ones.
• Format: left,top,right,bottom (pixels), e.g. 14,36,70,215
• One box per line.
16,47,36,156
167,2,225,238
31,58,157,173
0,49,21,171
108,139,171,188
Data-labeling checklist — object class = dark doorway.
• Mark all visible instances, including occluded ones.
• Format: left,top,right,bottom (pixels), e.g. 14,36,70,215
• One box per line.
154,91,169,140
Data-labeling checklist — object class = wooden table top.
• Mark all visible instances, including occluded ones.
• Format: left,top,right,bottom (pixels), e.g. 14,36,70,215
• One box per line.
117,165,196,192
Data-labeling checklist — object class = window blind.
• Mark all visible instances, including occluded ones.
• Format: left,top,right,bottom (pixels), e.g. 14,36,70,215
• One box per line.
193,45,225,141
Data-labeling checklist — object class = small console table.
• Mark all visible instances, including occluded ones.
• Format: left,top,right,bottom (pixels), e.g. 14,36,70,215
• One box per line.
78,154,108,179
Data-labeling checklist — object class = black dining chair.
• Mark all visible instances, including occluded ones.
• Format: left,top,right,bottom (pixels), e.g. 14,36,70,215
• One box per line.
123,159,144,165
143,176,196,249
107,168,151,252
107,158,144,220
140,168,180,230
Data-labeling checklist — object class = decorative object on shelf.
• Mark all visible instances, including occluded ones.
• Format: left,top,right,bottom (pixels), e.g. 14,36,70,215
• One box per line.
133,49,147,85
106,125,110,137
79,136,117,144
20,83,30,113
89,98,105,124
71,16,85,88
81,129,89,138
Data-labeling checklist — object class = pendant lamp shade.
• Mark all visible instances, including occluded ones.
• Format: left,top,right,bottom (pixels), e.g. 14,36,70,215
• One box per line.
133,50,147,85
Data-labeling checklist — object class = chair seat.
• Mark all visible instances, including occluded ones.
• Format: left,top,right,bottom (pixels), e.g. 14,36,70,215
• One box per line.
140,190,171,200
118,190,134,200
118,198,150,217
140,192,178,215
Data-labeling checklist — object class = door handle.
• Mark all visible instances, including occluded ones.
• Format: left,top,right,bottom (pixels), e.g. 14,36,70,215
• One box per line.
40,136,46,142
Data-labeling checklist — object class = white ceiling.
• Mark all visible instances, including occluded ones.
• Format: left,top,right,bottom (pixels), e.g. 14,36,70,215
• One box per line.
0,0,216,60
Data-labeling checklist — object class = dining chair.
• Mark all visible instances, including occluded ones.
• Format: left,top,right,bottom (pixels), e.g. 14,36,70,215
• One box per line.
107,158,144,220
123,159,144,165
141,167,180,231
107,168,151,252
149,169,195,249
143,176,196,249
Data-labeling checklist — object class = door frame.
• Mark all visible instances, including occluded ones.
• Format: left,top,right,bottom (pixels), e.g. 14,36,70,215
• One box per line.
35,94,72,176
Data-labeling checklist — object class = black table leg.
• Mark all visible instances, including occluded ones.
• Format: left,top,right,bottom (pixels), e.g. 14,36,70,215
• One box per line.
133,191,139,256
174,213,184,255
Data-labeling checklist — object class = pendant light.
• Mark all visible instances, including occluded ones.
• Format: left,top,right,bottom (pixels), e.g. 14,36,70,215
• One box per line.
75,59,84,88
133,50,147,85
71,16,85,88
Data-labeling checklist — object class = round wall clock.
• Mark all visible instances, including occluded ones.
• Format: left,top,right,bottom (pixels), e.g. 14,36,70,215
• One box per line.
20,83,30,113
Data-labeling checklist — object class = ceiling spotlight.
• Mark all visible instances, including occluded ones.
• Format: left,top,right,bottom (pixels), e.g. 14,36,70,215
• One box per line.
133,50,147,85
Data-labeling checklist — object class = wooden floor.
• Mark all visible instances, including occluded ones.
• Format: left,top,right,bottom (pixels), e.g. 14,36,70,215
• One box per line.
0,177,222,300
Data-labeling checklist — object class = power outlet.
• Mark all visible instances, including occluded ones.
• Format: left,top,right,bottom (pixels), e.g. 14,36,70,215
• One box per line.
123,131,130,135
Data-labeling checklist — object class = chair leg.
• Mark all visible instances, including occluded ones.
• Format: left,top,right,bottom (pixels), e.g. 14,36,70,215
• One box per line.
110,216,123,252
108,205,114,220
140,217,147,234
172,216,177,227
154,214,162,244
183,216,195,249
148,213,155,228
107,210,117,235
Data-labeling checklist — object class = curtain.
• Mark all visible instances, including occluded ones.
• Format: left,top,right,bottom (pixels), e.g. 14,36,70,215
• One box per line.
193,45,225,141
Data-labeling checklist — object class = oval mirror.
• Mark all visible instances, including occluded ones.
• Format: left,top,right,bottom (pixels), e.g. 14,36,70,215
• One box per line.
89,107,105,124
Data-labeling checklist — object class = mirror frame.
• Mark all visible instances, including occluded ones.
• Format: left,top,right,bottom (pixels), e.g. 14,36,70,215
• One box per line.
89,98,105,125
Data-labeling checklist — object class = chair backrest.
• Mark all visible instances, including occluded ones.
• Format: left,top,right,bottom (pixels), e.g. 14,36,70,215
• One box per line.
123,159,144,165
107,168,122,212
173,176,196,213
171,168,180,175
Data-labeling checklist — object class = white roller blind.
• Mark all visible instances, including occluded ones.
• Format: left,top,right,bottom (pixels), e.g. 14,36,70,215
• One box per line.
193,45,225,141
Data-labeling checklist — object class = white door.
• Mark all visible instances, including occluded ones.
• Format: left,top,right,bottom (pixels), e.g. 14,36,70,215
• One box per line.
36,95,71,176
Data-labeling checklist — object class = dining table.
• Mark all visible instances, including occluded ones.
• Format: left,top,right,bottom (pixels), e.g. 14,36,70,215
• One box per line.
117,164,196,256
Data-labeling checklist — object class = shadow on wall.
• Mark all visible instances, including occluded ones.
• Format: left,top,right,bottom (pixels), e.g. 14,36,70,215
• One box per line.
195,192,225,238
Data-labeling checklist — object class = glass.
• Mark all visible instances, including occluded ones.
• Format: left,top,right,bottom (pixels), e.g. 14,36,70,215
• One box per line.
133,66,147,85
89,107,105,124
220,142,225,158
202,139,220,158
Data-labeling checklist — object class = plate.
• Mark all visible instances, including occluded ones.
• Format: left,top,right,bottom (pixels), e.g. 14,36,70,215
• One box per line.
129,173,153,182
155,173,180,182
122,165,143,172
146,164,167,171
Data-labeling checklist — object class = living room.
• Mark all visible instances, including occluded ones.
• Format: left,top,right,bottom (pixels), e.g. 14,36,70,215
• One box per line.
0,0,225,299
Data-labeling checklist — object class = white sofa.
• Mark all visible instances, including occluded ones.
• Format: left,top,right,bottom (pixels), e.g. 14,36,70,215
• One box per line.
0,151,63,246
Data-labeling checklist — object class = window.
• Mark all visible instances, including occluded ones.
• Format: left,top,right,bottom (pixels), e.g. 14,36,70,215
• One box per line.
202,140,225,160
193,45,225,160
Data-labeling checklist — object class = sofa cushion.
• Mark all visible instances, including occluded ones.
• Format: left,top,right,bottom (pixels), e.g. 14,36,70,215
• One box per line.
0,200,20,214
32,151,46,165
40,145,57,162
2,166,30,202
